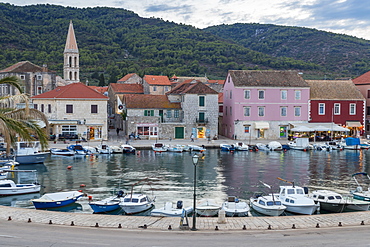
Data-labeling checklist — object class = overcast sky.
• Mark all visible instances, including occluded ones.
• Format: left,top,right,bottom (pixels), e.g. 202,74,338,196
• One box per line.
4,0,370,40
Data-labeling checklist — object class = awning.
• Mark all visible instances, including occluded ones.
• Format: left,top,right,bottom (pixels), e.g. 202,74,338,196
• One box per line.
254,122,269,129
48,120,79,125
346,121,362,128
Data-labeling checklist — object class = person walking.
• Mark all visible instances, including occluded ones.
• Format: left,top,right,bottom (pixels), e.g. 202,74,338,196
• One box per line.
190,133,194,142
116,128,120,136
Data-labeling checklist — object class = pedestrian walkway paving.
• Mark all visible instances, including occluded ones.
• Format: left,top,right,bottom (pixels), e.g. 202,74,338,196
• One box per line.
1,205,369,231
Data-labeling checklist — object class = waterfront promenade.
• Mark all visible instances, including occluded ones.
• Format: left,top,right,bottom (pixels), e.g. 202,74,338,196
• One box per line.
2,131,370,232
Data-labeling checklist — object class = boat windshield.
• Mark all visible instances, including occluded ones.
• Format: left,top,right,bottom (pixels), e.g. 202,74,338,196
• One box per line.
274,201,282,205
287,189,295,194
336,196,342,199
123,198,139,203
296,189,304,194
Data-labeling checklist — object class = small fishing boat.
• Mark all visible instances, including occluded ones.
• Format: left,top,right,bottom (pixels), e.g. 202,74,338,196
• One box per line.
50,148,75,156
31,191,84,209
221,196,250,217
166,145,184,153
220,144,235,152
121,144,136,154
151,200,193,217
234,142,249,151
0,174,40,196
195,199,221,217
267,141,283,151
309,190,346,213
255,143,268,150
89,190,125,213
152,143,167,153
288,138,311,151
67,144,90,155
119,178,155,214
276,178,319,215
110,145,123,154
249,193,286,216
351,172,370,201
96,144,113,154
82,146,98,154
188,144,206,152
14,141,49,164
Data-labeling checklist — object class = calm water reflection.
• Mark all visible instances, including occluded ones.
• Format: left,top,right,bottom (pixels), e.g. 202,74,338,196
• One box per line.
2,149,370,213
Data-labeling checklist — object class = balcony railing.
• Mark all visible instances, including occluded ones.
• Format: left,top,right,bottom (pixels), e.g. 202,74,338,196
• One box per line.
196,118,208,124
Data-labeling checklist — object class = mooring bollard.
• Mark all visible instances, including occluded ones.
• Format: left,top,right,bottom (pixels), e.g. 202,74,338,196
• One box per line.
95,223,99,227
71,221,75,226
242,225,246,230
8,216,11,221
267,225,272,230
316,223,320,228
215,226,219,231
168,225,172,230
49,220,53,224
28,218,32,223
118,223,122,228
361,221,365,225
338,222,342,227
292,224,296,229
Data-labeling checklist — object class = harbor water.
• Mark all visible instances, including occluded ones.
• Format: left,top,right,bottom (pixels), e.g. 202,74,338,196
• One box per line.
1,148,370,214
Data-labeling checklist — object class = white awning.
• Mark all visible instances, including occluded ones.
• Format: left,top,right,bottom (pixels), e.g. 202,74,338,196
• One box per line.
48,120,78,125
254,122,269,129
346,121,362,127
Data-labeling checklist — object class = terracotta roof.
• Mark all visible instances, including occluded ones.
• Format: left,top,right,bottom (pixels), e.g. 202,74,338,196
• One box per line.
143,75,171,85
167,81,218,95
218,93,223,103
172,76,208,83
124,94,181,109
306,80,365,100
31,83,108,99
110,83,143,94
353,71,370,85
228,70,308,87
208,80,225,84
89,86,108,94
117,73,137,82
64,21,78,52
0,61,52,73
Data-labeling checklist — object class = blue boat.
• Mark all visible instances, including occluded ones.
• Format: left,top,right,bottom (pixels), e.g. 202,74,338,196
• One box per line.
66,144,90,155
220,144,236,152
31,191,84,209
89,191,125,213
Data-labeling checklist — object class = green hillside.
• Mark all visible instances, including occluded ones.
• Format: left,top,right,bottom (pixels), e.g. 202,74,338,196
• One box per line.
0,4,368,84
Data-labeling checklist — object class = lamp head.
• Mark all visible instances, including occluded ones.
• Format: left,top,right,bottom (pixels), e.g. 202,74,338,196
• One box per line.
192,154,199,166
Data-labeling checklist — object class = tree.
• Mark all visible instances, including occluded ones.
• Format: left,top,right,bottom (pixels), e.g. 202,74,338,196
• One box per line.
0,76,49,155
99,74,105,86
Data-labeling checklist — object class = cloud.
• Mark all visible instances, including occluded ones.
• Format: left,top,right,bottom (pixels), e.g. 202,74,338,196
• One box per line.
145,4,193,15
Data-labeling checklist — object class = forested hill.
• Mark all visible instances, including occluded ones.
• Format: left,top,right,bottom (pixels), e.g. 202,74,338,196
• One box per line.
204,23,370,78
0,4,369,85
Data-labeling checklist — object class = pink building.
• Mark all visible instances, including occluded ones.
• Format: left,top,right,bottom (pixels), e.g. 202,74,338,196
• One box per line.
222,70,310,139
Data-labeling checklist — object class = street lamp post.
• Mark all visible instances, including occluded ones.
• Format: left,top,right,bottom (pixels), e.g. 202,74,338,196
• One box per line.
191,154,199,231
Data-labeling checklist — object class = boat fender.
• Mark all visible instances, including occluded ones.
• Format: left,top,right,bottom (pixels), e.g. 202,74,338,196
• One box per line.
88,195,93,201
67,166,72,169
303,187,309,194
78,190,83,192
80,184,86,187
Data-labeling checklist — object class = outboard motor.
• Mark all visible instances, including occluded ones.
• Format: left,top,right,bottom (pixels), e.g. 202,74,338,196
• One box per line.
176,200,183,209
303,187,309,194
117,190,124,197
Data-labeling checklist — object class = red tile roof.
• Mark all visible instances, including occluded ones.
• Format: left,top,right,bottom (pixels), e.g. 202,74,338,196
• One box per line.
89,86,108,94
110,83,143,93
167,81,218,95
0,61,53,73
353,71,370,85
208,80,225,84
124,94,181,109
31,83,108,99
117,73,136,82
218,93,223,103
143,75,171,85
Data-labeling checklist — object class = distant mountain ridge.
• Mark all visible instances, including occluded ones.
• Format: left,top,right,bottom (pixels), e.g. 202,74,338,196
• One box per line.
0,3,369,84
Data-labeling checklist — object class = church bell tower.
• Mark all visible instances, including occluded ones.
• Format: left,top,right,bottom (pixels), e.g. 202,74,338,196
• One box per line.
63,21,79,83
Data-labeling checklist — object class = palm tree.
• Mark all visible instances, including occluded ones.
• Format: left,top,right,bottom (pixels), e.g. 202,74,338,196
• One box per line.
0,76,49,155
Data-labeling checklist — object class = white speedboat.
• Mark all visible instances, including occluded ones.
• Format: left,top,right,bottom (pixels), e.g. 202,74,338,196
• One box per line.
67,144,90,155
50,148,75,156
110,145,123,154
221,196,250,217
234,142,249,151
0,178,41,196
351,172,370,201
96,144,113,154
309,190,346,213
277,183,319,215
82,146,98,154
166,145,184,153
195,199,221,217
267,141,283,151
288,138,311,151
255,143,268,150
152,143,167,153
14,141,49,164
249,193,286,216
188,144,206,152
121,144,136,154
119,193,154,214
151,200,193,217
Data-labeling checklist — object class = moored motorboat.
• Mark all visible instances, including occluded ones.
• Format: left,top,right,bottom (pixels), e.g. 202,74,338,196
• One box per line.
220,144,235,152
110,145,123,154
188,144,206,152
288,138,311,151
31,191,84,209
151,200,193,217
276,179,319,215
96,144,113,154
50,148,75,156
152,143,167,153
0,178,40,196
309,190,346,213
89,190,125,213
221,196,250,217
249,193,286,216
67,144,90,155
267,141,283,151
121,144,136,154
14,141,49,164
119,193,154,214
234,142,249,151
166,144,184,153
351,172,370,201
195,199,221,217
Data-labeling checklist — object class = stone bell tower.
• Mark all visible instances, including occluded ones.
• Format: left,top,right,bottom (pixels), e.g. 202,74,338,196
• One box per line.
63,20,79,83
